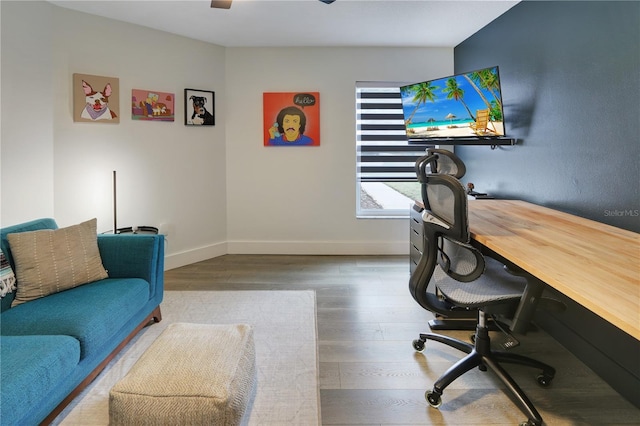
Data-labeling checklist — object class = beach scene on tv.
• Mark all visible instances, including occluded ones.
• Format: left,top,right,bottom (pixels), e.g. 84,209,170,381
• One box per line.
400,66,505,139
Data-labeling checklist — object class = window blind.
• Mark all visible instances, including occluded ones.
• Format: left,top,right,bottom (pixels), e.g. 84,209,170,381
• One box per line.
356,85,433,182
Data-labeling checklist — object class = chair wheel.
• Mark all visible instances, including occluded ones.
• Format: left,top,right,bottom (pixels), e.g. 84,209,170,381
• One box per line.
425,390,442,408
412,339,425,352
537,373,553,387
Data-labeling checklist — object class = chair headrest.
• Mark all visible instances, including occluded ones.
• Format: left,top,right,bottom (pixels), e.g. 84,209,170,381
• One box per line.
415,149,466,182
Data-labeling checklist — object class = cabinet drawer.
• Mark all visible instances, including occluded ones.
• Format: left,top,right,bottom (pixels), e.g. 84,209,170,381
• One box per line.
410,257,419,275
410,204,423,226
410,242,422,261
410,244,422,275
410,225,423,252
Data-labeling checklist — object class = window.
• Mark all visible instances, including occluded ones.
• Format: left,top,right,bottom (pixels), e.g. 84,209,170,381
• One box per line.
356,82,434,218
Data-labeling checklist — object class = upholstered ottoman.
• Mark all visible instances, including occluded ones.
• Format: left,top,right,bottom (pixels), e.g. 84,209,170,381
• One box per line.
109,323,256,426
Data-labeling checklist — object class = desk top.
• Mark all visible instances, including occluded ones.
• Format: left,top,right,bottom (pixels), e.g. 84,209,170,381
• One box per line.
467,199,640,340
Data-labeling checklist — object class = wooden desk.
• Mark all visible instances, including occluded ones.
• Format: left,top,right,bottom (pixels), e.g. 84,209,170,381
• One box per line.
467,199,640,340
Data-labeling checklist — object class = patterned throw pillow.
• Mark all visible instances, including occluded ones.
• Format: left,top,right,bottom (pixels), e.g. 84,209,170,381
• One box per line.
0,248,17,298
7,218,108,306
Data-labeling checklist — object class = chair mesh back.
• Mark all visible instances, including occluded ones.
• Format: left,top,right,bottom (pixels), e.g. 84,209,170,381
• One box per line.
427,148,466,179
437,237,484,282
433,154,461,176
426,184,456,227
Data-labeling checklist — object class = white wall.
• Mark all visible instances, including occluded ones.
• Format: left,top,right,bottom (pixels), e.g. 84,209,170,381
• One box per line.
225,47,452,254
1,1,55,225
1,1,454,268
1,1,228,270
49,6,229,270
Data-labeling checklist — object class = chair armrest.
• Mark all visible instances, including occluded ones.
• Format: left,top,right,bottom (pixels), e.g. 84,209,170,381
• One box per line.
97,234,164,300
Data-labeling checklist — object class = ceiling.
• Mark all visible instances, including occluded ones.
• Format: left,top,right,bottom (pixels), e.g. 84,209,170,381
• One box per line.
48,0,519,48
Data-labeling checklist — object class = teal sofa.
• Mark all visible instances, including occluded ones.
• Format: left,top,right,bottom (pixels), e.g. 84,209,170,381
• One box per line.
0,218,164,425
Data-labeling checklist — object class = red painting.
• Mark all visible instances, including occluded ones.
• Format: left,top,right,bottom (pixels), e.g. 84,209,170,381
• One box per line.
263,92,320,147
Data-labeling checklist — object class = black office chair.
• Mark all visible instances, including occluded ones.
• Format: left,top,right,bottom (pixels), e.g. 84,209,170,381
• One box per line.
409,149,555,426
412,149,479,330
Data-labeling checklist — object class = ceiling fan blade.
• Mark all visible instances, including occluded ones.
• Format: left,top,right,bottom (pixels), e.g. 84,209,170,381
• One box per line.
212,0,331,8
211,0,232,9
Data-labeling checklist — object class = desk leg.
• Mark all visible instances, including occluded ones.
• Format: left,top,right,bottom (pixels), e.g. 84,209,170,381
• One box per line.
511,276,544,334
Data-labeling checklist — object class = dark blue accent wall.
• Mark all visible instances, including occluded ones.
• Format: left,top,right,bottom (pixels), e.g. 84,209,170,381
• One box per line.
455,1,639,232
454,0,640,407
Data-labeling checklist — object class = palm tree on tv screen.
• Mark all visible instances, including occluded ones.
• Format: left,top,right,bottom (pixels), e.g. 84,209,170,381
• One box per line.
478,68,502,106
443,78,474,120
402,82,437,125
465,68,502,114
490,99,503,122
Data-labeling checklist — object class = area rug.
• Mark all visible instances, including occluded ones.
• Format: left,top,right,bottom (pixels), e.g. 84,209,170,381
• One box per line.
53,290,320,425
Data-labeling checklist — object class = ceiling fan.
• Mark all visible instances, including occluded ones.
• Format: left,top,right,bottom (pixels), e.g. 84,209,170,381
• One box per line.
211,0,335,9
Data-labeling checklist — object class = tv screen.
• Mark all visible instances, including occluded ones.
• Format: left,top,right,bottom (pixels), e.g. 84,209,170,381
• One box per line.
400,66,505,142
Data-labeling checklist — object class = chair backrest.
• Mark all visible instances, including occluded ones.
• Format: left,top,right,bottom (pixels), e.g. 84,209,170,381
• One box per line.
471,109,490,134
409,150,485,314
415,148,466,218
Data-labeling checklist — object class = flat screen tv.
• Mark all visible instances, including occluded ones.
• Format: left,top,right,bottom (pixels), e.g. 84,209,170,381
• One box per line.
400,66,505,142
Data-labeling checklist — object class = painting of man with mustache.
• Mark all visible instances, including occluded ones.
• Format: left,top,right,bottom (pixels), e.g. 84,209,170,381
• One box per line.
264,92,320,147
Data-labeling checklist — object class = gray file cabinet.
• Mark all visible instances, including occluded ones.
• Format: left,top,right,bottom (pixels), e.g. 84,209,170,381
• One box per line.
409,202,424,275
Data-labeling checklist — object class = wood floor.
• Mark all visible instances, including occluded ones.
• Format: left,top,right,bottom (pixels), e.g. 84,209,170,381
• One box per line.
164,255,639,425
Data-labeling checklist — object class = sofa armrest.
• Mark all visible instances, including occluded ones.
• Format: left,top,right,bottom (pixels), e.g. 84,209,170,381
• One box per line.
97,234,164,300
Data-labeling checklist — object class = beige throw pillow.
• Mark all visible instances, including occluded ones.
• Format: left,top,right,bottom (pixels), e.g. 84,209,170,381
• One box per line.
8,218,108,306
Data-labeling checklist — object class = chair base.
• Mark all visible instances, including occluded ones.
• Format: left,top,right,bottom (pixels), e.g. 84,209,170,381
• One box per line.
428,317,512,331
428,318,479,331
414,322,555,426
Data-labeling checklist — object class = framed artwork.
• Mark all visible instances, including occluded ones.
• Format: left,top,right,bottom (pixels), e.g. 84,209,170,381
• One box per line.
263,92,320,146
185,89,215,126
131,89,175,122
73,73,120,123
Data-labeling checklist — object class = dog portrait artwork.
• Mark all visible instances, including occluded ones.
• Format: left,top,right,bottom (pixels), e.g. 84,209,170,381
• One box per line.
185,89,215,126
81,80,117,121
189,96,214,125
73,73,120,123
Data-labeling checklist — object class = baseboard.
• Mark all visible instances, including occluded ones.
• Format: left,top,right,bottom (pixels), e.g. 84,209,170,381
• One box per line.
226,240,409,255
164,241,409,271
164,240,409,270
164,241,227,270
